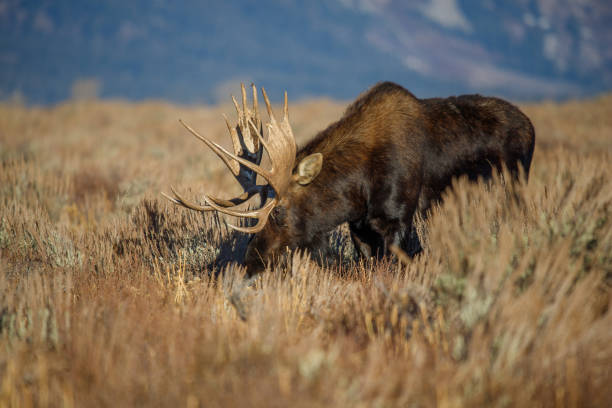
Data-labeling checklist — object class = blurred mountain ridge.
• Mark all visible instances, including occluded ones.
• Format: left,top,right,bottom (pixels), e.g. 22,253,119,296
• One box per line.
1,0,610,104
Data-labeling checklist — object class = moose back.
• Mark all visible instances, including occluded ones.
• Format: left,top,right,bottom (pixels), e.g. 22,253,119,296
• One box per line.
165,82,535,275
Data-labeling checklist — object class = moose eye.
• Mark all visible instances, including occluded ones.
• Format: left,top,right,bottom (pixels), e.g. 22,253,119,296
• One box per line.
271,206,287,227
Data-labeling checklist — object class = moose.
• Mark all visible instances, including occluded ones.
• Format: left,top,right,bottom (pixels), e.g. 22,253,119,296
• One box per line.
164,82,535,276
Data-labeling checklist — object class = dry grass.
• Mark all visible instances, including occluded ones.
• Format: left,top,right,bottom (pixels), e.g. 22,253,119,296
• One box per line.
0,93,610,407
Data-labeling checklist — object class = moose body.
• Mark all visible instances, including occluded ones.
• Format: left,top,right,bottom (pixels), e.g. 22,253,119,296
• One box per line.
166,82,535,276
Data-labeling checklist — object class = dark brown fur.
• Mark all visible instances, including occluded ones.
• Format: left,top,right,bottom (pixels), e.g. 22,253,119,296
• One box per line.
244,82,535,275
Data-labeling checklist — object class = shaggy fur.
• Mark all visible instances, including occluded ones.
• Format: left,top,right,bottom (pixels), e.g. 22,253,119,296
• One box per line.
244,82,535,275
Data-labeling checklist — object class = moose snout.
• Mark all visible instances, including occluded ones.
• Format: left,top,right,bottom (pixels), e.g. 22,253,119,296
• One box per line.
244,245,267,277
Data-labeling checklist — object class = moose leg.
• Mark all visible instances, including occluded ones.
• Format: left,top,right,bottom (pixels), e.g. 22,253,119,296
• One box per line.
349,219,384,259
351,216,422,261
305,233,338,265
374,218,416,258
380,189,422,258
398,222,423,257
368,215,409,260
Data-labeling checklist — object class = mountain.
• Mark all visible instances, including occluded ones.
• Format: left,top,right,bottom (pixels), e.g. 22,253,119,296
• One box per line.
1,0,610,105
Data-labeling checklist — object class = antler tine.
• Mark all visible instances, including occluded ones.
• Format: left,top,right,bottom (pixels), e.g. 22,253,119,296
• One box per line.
162,186,212,212
207,194,245,207
246,118,272,153
204,196,277,233
239,83,258,154
168,185,246,211
203,194,275,218
179,119,273,183
252,83,260,125
241,83,248,119
161,190,183,206
261,87,277,126
222,114,241,175
227,207,275,233
283,91,288,121
250,83,261,153
163,183,264,212
231,95,241,122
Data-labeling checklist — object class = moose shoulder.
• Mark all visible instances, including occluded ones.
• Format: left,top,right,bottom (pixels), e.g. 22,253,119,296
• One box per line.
165,82,535,276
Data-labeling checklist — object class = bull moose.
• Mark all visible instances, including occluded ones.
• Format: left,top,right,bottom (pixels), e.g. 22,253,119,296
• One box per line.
164,82,535,276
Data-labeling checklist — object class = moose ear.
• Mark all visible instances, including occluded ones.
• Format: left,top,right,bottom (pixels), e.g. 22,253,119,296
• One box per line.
295,153,323,185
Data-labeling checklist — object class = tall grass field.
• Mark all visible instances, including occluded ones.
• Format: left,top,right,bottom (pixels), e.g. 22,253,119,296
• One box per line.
1,93,611,407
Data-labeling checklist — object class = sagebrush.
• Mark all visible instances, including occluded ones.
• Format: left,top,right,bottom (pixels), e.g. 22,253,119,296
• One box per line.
0,95,610,407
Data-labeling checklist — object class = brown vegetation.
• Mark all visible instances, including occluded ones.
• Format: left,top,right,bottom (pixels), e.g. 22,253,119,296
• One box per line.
0,93,610,407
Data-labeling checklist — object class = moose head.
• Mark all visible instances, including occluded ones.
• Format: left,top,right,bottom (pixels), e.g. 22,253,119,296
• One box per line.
163,84,323,275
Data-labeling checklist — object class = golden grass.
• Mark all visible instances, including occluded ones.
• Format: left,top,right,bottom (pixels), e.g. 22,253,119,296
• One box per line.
0,94,610,407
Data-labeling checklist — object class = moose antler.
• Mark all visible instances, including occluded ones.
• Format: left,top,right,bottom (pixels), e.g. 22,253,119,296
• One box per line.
163,84,296,233
163,83,264,210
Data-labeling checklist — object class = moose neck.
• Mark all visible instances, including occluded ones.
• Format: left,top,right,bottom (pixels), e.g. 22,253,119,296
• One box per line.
289,134,370,246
